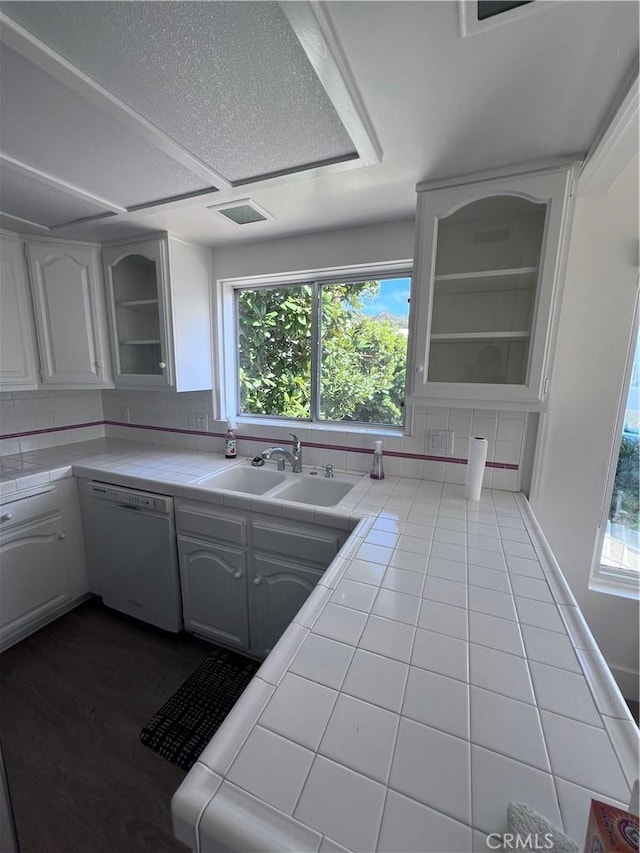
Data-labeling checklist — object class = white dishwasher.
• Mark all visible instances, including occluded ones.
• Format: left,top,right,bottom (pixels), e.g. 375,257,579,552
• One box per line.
80,480,182,633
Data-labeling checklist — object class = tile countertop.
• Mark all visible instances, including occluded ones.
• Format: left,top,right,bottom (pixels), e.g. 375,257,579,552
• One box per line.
1,439,638,853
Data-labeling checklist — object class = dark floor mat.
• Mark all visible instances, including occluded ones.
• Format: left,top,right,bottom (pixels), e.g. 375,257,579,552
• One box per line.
140,646,260,771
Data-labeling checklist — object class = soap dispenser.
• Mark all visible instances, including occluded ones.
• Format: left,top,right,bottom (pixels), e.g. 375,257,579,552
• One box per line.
225,418,237,458
370,440,385,480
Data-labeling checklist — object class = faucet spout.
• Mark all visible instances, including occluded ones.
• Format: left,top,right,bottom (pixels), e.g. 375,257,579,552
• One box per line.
261,434,303,472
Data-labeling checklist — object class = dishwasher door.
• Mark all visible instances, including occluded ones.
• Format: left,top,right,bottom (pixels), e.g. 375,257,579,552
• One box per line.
81,482,182,633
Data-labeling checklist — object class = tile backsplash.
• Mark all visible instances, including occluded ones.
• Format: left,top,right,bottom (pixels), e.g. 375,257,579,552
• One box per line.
0,390,105,455
1,389,531,491
101,391,529,491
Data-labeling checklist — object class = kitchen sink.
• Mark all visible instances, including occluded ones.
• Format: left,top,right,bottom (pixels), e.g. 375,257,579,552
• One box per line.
269,475,357,507
195,466,286,495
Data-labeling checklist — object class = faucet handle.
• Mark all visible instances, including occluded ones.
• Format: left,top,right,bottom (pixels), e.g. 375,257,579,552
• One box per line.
324,464,334,478
289,432,300,450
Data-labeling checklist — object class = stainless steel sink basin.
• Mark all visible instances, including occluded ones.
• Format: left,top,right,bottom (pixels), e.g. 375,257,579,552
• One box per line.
269,475,356,507
195,466,286,495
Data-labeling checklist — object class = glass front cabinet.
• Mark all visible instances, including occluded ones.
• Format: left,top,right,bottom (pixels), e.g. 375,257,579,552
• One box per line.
102,237,173,389
408,165,576,408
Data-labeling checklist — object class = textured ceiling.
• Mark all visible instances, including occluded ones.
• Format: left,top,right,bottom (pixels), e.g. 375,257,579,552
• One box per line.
1,0,357,183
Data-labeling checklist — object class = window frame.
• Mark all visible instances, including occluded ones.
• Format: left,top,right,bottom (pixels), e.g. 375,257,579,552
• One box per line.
218,260,413,431
589,291,640,600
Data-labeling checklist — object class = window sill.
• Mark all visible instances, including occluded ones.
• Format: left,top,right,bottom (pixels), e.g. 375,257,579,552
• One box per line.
589,571,640,601
233,415,405,438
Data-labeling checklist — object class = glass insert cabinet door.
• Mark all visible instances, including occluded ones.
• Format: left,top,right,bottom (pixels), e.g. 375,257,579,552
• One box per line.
103,239,172,387
409,166,575,406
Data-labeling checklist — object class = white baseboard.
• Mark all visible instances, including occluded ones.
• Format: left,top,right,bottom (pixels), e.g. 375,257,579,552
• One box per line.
609,663,640,703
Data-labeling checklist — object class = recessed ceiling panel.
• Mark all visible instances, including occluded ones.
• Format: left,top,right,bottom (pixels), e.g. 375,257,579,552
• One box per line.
1,1,357,183
0,166,110,227
0,45,213,208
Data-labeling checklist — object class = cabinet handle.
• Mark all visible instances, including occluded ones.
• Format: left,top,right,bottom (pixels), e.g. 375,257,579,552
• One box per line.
253,577,262,585
234,571,242,580
95,361,102,368
57,533,66,540
158,362,167,370
415,364,424,374
1,513,12,521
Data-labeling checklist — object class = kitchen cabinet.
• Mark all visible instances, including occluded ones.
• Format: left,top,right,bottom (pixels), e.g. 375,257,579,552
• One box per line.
0,481,88,651
249,516,345,656
178,537,249,650
102,234,212,391
0,232,39,390
26,240,111,387
249,555,322,656
175,499,347,657
408,164,576,408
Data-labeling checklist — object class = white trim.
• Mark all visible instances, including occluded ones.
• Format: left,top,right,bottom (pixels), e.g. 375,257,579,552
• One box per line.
458,0,557,39
416,158,580,194
589,286,639,596
218,260,412,424
0,153,126,213
580,75,639,195
0,12,230,190
281,1,382,167
0,211,49,232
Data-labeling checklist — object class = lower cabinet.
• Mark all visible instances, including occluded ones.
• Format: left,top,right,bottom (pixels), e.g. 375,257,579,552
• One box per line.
178,536,249,650
249,555,322,657
0,481,88,651
175,499,348,658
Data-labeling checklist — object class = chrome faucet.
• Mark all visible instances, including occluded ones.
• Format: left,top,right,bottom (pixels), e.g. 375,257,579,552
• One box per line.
261,432,303,473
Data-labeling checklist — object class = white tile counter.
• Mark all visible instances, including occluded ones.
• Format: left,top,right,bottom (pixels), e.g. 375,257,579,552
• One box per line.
1,439,637,853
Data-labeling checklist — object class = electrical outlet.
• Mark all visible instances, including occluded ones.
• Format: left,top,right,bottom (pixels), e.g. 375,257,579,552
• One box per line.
187,413,208,432
428,429,455,456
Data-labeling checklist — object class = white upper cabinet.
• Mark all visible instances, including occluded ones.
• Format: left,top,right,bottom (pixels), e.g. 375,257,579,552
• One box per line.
102,235,212,391
26,241,111,388
0,233,39,390
408,165,576,408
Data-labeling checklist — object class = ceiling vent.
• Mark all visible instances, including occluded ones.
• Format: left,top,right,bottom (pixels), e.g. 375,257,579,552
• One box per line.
208,199,273,226
459,0,545,37
477,1,533,22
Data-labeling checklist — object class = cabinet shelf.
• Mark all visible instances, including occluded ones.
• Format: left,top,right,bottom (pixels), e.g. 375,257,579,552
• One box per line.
116,299,159,310
430,331,530,341
434,266,537,281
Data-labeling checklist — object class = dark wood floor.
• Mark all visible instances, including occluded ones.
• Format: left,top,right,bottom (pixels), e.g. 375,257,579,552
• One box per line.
0,600,213,853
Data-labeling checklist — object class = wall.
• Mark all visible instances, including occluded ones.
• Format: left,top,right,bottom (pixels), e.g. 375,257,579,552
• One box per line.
1,218,533,490
0,390,104,455
531,154,639,699
103,219,532,489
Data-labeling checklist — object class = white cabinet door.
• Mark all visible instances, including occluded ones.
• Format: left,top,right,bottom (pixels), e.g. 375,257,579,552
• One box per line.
27,242,110,387
0,233,38,390
0,513,70,648
249,554,321,658
408,165,575,408
178,535,249,649
102,238,173,389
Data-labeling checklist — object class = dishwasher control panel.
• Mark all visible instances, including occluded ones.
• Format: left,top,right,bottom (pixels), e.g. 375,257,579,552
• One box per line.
88,482,172,514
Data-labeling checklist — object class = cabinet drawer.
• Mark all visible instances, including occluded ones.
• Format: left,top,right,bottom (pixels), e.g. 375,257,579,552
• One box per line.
251,520,340,566
0,487,59,530
176,501,247,546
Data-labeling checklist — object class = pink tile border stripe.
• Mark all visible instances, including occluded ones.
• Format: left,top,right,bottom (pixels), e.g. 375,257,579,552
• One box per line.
0,419,520,471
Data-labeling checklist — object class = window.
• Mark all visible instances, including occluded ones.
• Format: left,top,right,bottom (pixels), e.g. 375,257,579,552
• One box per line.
232,269,411,427
592,320,640,597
